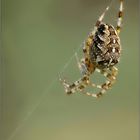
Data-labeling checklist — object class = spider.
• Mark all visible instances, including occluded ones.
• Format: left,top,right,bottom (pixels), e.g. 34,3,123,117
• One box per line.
60,0,123,98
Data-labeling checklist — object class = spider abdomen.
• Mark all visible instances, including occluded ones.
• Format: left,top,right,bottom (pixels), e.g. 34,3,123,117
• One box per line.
90,23,121,69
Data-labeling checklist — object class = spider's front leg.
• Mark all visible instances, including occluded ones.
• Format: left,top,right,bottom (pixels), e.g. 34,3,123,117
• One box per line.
83,66,118,98
60,48,94,95
75,53,89,75
59,53,91,95
60,75,90,95
116,0,123,33
96,66,118,98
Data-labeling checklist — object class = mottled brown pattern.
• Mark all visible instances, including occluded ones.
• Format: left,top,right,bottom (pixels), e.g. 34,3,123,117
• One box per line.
90,24,121,69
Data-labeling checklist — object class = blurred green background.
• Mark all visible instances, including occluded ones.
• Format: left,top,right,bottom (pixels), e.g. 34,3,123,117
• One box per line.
0,0,139,140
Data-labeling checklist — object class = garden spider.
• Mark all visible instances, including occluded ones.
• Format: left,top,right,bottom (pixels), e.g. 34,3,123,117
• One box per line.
60,0,123,98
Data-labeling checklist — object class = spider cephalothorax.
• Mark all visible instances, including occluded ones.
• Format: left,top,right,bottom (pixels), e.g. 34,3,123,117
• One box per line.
60,0,123,98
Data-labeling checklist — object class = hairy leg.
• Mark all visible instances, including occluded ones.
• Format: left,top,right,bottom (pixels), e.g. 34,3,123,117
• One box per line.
82,66,118,98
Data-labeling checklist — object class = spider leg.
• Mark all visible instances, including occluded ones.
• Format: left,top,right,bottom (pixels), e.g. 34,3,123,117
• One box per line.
82,66,118,98
83,4,110,59
89,81,102,89
91,5,110,35
96,66,118,97
59,75,90,95
75,53,88,75
75,53,102,90
116,0,123,33
60,47,95,95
